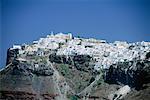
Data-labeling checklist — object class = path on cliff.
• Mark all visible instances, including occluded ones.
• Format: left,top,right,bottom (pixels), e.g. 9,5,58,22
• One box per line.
48,60,68,100
77,72,103,100
0,63,12,73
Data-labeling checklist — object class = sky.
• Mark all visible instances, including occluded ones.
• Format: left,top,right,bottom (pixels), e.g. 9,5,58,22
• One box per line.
0,0,150,68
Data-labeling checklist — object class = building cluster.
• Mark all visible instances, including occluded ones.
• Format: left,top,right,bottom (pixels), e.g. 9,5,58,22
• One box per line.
11,32,150,70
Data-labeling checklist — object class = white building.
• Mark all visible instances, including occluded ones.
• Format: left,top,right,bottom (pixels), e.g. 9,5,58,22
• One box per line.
12,45,21,50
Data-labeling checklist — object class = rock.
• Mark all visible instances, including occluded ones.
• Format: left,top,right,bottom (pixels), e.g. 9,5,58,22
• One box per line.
49,54,95,72
49,53,62,63
108,85,131,100
105,60,150,90
6,48,19,65
124,83,150,100
146,52,150,60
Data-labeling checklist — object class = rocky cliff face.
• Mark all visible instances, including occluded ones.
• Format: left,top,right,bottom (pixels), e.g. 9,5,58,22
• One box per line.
1,56,57,99
106,60,150,89
0,33,150,100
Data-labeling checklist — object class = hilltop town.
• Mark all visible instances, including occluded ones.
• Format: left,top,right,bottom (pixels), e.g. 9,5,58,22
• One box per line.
11,33,150,70
1,33,150,100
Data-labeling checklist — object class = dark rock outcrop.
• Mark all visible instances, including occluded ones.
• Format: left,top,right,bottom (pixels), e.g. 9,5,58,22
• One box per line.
6,48,19,65
49,54,95,72
105,60,150,90
146,52,150,59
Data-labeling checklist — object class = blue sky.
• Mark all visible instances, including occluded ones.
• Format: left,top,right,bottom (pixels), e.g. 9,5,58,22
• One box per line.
0,0,150,67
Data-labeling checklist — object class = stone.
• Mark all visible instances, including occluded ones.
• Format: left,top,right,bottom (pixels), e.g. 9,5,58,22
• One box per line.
108,85,131,100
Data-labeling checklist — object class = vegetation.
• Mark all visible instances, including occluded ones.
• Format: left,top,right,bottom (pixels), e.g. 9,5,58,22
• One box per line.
70,95,79,100
32,56,48,64
96,67,105,86
59,64,70,77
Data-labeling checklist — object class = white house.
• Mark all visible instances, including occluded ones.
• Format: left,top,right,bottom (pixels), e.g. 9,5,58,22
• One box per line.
12,45,21,50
